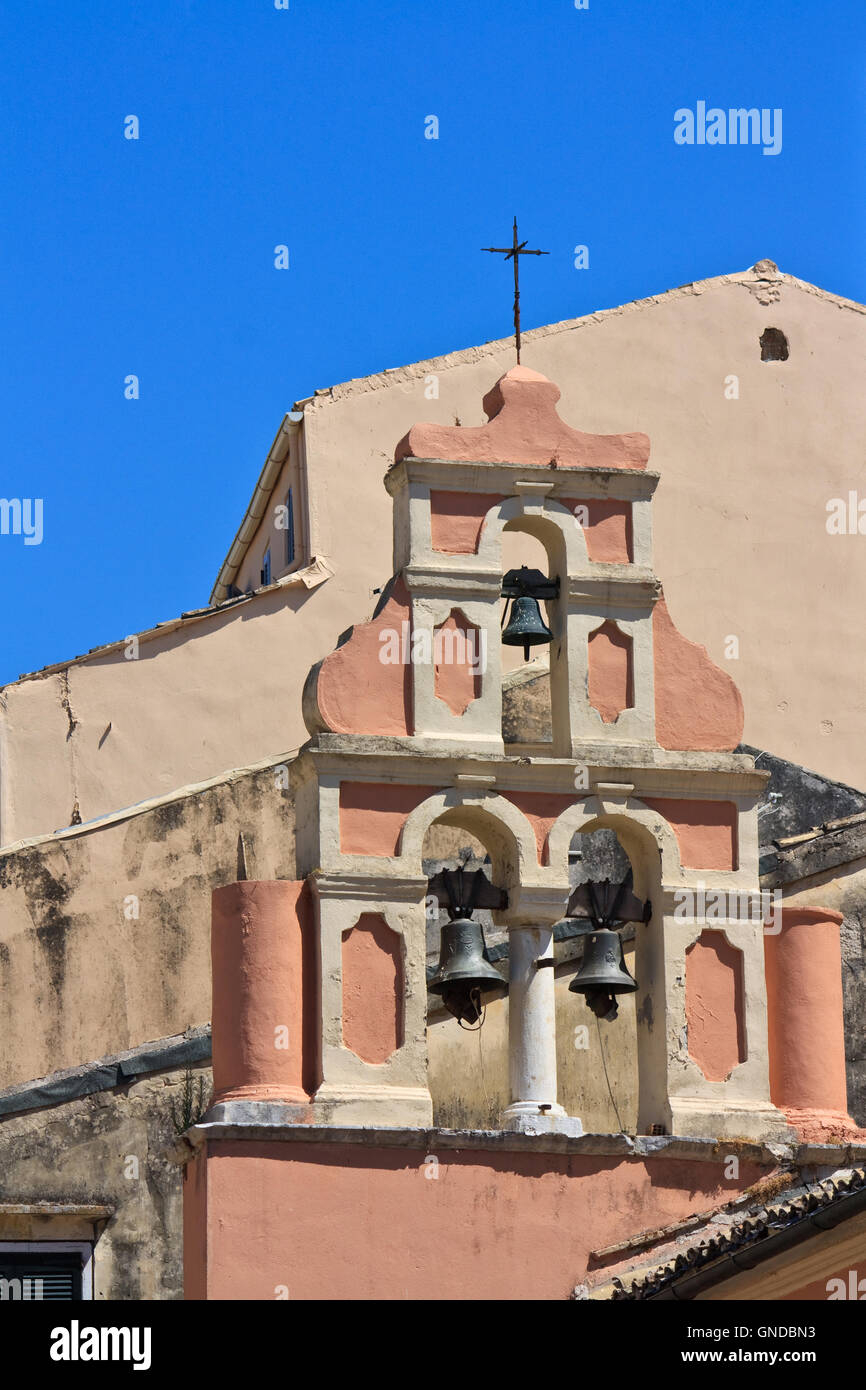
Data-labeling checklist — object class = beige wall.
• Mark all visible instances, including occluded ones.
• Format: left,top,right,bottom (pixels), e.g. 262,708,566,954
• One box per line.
296,264,866,788
0,584,334,845
233,447,306,596
3,262,864,850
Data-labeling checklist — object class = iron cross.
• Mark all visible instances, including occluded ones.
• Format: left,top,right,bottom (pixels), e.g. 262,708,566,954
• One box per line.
482,217,549,363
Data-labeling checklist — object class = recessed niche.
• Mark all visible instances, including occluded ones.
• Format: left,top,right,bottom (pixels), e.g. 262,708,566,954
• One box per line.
588,620,634,724
341,914,403,1063
685,931,746,1082
760,327,789,361
433,610,483,715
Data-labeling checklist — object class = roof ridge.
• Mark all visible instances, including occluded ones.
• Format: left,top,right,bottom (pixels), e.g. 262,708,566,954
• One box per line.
302,263,866,409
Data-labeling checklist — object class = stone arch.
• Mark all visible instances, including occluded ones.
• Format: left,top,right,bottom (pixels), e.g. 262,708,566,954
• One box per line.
546,799,683,897
397,790,538,894
476,495,590,574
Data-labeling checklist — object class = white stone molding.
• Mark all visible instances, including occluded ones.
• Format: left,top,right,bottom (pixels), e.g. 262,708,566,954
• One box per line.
309,881,433,1126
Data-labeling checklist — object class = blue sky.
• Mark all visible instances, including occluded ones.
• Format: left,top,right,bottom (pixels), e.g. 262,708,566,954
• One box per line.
1,0,864,685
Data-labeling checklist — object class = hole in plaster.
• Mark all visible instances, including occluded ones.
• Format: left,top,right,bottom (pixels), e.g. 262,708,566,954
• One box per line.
760,327,789,361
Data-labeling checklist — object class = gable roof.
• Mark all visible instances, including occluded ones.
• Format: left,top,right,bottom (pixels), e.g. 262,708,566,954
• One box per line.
210,262,866,604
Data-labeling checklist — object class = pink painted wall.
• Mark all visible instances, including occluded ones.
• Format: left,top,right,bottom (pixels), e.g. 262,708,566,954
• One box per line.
685,931,746,1082
764,906,856,1139
561,498,632,563
341,914,403,1063
211,880,316,1106
182,1149,208,1303
433,611,482,715
185,1140,765,1300
339,782,439,856
428,489,631,562
430,491,505,553
501,790,574,864
644,797,738,870
395,366,650,471
313,578,412,736
587,620,633,723
653,596,744,751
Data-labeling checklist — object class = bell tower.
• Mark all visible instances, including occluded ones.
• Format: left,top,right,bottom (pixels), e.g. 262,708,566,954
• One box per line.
289,362,789,1140
368,364,660,756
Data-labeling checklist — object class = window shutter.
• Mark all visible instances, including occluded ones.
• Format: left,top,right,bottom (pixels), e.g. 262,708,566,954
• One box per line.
0,1252,83,1300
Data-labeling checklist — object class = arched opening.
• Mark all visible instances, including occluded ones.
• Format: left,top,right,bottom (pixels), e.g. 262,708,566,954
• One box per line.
424,811,659,1135
499,516,566,748
555,826,640,1134
423,813,510,1128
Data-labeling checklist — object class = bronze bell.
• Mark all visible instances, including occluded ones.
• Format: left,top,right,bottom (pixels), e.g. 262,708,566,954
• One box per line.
429,918,507,1026
501,595,553,662
569,927,636,1022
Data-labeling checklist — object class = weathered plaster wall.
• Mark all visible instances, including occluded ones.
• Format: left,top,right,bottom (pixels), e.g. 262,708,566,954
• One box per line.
0,1059,211,1301
0,584,336,845
0,762,295,1089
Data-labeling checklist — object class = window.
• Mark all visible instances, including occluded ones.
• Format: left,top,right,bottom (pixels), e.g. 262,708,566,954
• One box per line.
284,487,295,566
0,1243,92,1300
261,548,271,587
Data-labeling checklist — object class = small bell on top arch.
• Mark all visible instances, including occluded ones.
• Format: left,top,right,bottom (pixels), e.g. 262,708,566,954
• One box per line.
501,565,559,662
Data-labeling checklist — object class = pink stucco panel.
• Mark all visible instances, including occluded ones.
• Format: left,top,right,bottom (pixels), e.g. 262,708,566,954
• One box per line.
501,790,575,865
561,497,632,563
314,577,413,736
685,930,746,1082
433,611,483,715
186,1141,767,1300
430,491,505,553
653,596,744,751
643,798,738,870
341,914,403,1064
395,366,650,470
588,620,633,724
339,781,440,856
